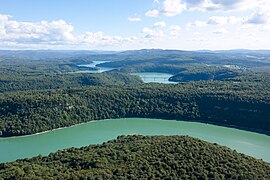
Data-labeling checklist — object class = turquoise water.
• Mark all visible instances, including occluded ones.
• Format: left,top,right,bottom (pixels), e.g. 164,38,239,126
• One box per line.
0,118,269,163
131,72,176,83
77,61,115,73
77,62,175,84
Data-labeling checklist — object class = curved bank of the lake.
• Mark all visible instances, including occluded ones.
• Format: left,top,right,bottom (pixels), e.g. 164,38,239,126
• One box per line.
0,118,269,163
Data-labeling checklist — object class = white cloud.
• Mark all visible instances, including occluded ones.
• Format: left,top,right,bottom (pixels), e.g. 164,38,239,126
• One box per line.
82,32,134,47
146,0,186,17
169,25,181,36
0,14,10,24
147,0,270,16
145,9,159,17
0,15,75,43
184,0,267,11
188,37,209,42
142,25,182,39
246,10,270,24
0,14,11,35
128,17,142,22
0,14,135,49
208,16,244,25
154,21,167,27
206,9,270,26
213,28,228,34
187,20,207,28
189,12,270,29
161,0,186,16
142,27,164,38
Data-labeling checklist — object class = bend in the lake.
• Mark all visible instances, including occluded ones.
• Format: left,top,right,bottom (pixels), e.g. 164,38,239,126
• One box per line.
0,118,269,163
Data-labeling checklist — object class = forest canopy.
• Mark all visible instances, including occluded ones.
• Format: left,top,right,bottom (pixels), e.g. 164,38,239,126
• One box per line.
0,81,269,137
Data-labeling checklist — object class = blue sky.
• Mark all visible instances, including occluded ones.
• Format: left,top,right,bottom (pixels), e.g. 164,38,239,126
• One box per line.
0,0,270,50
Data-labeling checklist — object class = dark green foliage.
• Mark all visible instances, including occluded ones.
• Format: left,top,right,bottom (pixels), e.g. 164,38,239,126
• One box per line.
0,72,142,92
97,49,270,69
0,50,270,179
108,58,270,83
0,81,269,137
119,62,186,74
0,50,270,137
169,66,240,82
0,59,142,92
0,135,269,179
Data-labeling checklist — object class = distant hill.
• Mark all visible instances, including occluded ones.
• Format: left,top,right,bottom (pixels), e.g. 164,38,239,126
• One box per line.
196,49,270,55
119,49,189,55
0,135,269,179
0,50,117,61
120,49,270,55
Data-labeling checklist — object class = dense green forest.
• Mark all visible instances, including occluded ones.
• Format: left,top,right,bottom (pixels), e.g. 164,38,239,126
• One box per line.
0,81,269,137
168,66,240,82
0,135,269,179
118,63,244,82
0,49,270,137
1,50,270,179
0,71,142,92
0,58,142,92
96,49,270,72
96,53,270,83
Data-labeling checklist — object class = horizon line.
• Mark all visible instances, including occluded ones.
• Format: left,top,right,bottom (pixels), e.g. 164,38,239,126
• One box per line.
0,48,270,52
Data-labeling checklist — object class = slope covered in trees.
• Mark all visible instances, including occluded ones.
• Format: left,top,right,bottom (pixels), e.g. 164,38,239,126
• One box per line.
0,72,142,92
0,57,142,92
0,50,270,137
0,81,269,137
168,66,241,82
0,135,269,179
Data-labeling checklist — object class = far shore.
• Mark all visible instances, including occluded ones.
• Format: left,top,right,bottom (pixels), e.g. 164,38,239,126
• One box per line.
2,120,97,139
1,118,269,138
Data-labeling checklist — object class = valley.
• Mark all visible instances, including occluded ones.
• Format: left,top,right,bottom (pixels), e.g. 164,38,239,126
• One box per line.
0,49,269,178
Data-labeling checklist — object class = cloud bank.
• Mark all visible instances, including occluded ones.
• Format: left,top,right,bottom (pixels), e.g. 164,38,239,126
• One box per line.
146,0,269,17
0,14,135,49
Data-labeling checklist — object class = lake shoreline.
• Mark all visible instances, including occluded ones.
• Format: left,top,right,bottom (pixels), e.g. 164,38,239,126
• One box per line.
192,119,270,137
1,117,270,164
0,120,97,139
1,117,269,139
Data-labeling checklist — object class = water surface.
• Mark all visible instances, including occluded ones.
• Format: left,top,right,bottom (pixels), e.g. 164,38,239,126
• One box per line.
0,118,269,163
76,61,115,73
131,72,176,83
76,62,175,84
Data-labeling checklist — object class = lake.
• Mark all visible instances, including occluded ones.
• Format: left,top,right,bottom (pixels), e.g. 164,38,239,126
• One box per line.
77,61,176,84
76,61,115,73
0,118,269,163
131,72,176,83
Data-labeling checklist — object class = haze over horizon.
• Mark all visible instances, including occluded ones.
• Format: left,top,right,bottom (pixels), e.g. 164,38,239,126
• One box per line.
1,0,270,50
